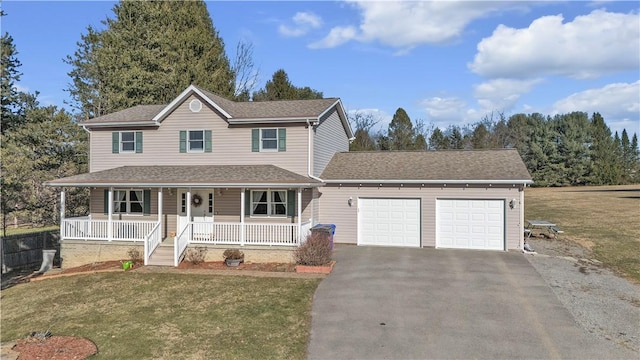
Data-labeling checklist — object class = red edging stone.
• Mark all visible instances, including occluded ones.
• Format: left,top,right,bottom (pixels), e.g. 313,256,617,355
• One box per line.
295,261,336,274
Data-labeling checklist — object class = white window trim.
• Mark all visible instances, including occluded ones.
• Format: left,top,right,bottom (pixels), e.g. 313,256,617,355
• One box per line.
249,189,287,217
187,129,205,153
113,189,144,215
120,131,136,153
260,128,279,152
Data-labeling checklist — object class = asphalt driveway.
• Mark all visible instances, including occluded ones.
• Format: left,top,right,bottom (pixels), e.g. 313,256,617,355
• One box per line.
308,246,636,359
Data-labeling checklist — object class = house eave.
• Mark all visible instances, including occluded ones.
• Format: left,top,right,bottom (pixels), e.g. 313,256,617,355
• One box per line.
323,179,533,185
319,99,353,138
228,117,315,124
44,181,324,188
152,84,232,122
81,121,160,128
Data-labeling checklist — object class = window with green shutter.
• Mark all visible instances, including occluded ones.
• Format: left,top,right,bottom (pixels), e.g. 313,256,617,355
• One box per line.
181,130,209,153
113,131,142,153
253,128,286,152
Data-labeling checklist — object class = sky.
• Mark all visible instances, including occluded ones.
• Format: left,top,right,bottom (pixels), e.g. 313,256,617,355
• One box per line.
2,0,639,137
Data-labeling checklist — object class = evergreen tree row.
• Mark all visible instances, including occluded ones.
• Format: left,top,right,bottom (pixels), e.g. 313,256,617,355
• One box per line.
349,109,640,186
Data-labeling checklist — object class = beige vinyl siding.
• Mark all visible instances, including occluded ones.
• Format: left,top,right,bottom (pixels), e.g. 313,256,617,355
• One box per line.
319,183,525,250
313,108,349,176
89,95,309,175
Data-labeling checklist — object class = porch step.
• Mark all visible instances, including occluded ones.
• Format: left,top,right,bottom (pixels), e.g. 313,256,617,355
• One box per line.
147,246,174,266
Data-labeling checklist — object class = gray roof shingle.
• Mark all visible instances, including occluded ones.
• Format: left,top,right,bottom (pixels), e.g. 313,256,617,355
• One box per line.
320,150,532,182
80,105,166,125
197,87,339,119
80,86,340,125
46,165,322,187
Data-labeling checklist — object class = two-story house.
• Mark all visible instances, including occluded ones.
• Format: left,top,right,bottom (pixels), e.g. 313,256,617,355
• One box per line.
47,84,532,269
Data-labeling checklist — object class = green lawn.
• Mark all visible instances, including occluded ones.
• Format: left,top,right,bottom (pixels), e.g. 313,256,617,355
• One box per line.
525,184,640,282
2,225,59,236
1,272,320,359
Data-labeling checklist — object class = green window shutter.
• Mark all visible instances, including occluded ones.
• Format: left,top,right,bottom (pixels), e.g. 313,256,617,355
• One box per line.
103,189,109,214
244,190,251,215
135,132,143,153
287,190,295,217
179,130,187,153
278,128,286,152
112,132,119,154
251,129,259,152
205,130,212,152
143,190,151,215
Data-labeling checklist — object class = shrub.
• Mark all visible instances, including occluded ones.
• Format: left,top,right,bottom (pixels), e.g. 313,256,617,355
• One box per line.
223,248,244,261
127,247,143,264
185,247,207,265
294,231,332,266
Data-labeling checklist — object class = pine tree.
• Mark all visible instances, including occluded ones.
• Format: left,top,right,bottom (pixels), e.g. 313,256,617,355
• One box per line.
252,69,323,101
589,113,622,184
66,0,235,119
554,112,592,185
387,108,415,150
1,27,23,134
428,128,448,150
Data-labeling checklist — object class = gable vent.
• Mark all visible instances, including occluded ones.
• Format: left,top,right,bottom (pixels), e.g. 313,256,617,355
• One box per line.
189,99,202,113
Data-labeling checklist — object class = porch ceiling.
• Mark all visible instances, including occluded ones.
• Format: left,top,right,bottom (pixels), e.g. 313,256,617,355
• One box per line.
44,165,323,188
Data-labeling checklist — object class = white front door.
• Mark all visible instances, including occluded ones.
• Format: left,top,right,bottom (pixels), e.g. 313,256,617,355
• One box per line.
178,190,214,233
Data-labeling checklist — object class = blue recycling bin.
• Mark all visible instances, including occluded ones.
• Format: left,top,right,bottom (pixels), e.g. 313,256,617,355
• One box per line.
311,224,336,249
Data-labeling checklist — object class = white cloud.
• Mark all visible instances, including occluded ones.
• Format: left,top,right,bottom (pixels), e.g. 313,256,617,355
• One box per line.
420,96,471,128
309,26,357,49
469,9,640,79
473,78,543,113
278,12,323,37
312,1,524,51
552,81,640,134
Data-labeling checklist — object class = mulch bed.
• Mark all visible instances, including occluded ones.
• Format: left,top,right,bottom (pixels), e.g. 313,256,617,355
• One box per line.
12,335,98,360
56,260,297,274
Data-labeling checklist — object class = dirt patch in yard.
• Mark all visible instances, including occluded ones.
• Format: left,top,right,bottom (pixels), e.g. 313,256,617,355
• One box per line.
9,335,97,360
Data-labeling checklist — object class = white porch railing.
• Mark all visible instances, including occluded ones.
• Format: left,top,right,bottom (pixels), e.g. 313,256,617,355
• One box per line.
189,220,312,246
174,224,190,267
144,222,162,265
61,217,158,241
61,217,312,267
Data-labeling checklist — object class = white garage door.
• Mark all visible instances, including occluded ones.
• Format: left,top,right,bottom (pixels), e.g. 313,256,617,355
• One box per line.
358,198,421,247
437,199,505,250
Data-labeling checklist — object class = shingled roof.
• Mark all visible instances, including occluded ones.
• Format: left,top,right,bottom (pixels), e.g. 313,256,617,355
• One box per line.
320,150,532,183
45,165,322,187
80,85,343,126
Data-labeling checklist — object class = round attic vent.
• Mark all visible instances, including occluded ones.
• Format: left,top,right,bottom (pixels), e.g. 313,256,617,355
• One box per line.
189,99,202,113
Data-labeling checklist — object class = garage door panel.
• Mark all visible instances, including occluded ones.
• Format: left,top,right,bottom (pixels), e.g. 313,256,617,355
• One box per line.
437,199,504,250
359,198,421,247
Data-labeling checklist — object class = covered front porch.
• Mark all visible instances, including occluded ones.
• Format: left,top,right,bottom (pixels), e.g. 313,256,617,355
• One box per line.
47,165,322,267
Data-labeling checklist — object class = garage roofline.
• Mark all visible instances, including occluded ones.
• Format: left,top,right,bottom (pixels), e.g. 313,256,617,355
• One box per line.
325,179,533,185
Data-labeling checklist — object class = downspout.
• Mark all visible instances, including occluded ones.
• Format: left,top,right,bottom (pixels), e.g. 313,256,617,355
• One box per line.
82,125,91,172
306,119,323,182
306,119,322,228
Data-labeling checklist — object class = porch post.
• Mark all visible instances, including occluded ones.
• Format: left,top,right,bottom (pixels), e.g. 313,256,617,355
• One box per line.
520,186,525,250
158,187,163,235
59,190,65,238
240,188,245,246
107,187,113,241
297,188,302,244
186,188,191,223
